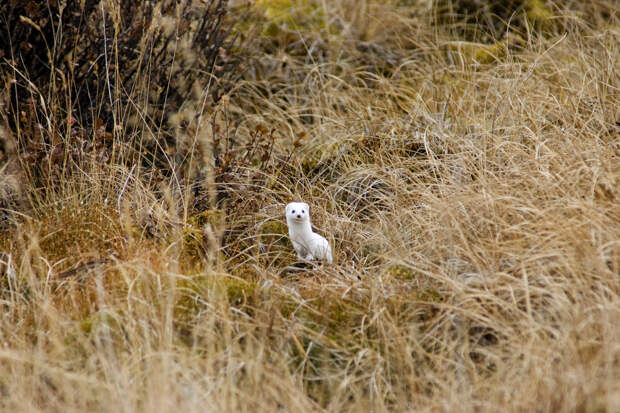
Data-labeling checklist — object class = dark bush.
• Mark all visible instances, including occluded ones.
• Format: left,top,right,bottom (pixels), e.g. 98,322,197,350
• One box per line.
434,0,619,43
0,0,241,190
433,0,554,42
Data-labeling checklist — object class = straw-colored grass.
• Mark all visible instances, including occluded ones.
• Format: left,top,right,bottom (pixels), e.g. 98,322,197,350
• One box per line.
0,0,618,411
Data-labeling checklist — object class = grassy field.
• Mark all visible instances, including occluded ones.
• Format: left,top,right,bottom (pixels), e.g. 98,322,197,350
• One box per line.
0,0,618,411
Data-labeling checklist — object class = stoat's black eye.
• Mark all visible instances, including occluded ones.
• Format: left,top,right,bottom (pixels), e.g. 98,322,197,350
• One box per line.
291,210,295,214
301,210,305,213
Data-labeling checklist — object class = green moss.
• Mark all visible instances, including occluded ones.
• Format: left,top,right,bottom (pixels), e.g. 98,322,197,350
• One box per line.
174,275,208,326
259,220,289,246
359,242,383,265
224,277,257,308
282,292,366,373
257,0,294,22
447,40,507,65
277,295,298,319
254,0,327,34
181,210,224,266
387,264,416,280
175,272,258,322
264,21,281,37
182,226,205,262
33,204,122,274
298,141,345,180
187,209,223,229
299,295,366,337
256,219,300,267
417,289,444,303
81,311,122,335
526,0,554,29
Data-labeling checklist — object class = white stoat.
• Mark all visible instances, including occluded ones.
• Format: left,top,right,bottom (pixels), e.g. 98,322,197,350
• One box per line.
285,202,333,264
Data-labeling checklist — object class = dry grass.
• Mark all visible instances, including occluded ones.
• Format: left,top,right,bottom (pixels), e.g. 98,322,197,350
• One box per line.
0,0,619,411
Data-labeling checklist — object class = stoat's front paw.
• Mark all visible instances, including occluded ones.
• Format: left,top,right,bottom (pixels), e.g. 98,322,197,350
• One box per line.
297,253,314,261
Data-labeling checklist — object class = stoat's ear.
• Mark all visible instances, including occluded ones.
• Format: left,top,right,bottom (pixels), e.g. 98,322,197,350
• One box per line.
285,204,291,214
302,202,309,211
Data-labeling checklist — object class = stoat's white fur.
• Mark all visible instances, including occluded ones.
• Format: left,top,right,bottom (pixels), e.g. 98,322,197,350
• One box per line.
285,202,333,264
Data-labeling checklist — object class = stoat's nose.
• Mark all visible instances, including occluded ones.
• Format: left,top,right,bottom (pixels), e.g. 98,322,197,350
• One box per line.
296,214,301,219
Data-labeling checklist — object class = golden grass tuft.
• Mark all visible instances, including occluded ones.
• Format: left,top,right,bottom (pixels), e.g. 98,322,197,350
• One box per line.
0,0,618,411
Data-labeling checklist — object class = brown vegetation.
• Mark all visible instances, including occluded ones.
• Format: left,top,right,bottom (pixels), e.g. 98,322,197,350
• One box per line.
0,0,618,411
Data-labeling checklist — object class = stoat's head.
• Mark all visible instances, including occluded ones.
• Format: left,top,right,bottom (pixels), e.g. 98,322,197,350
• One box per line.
285,202,310,224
